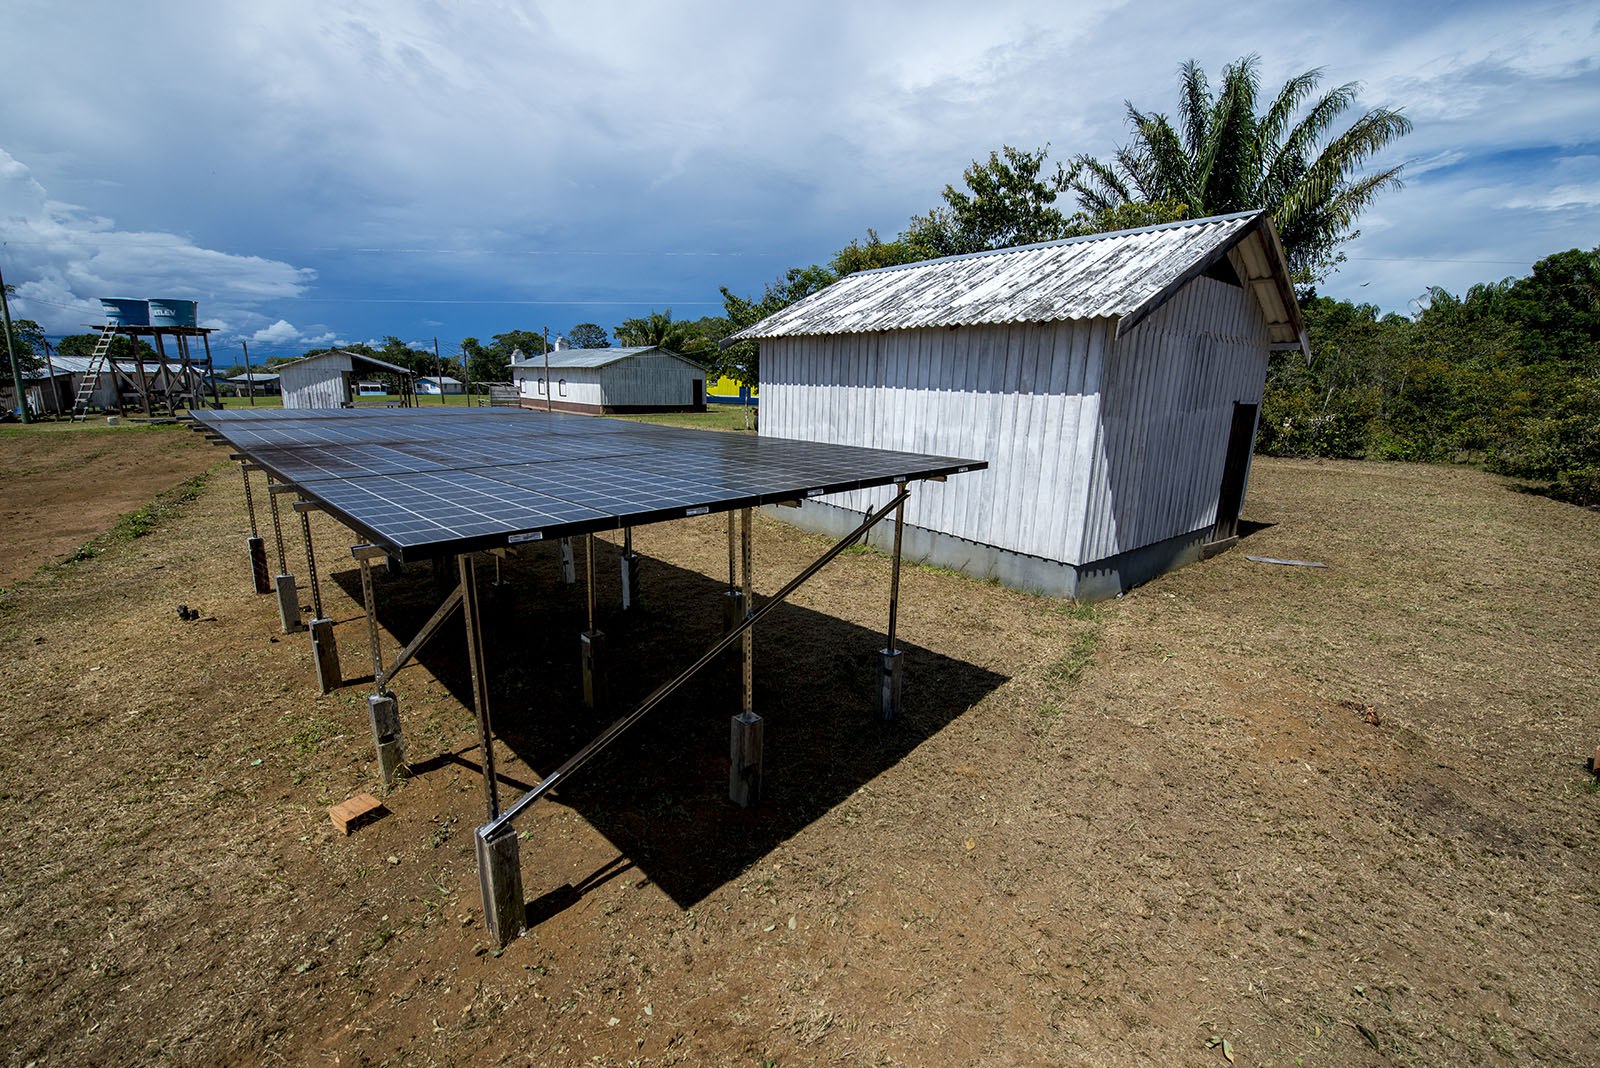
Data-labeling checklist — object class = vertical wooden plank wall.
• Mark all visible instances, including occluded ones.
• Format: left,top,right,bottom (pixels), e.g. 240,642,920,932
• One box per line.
762,273,1272,568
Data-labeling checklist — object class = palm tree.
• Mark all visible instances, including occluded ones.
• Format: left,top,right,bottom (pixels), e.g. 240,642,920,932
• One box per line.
1068,55,1413,283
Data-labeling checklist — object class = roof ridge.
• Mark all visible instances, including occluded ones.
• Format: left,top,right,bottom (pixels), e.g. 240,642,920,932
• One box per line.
849,209,1265,279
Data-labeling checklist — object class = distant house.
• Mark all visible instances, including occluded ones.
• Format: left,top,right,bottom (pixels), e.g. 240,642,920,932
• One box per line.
416,375,464,395
277,350,414,408
729,210,1307,600
23,355,210,413
225,372,281,396
509,345,706,414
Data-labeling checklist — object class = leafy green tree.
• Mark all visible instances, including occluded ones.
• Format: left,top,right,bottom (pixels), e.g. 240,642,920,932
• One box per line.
54,332,156,365
717,266,837,390
1068,55,1413,283
4,316,45,380
612,310,714,364
566,323,610,349
904,145,1078,257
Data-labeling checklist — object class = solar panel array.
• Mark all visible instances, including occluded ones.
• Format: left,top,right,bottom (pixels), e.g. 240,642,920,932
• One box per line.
191,408,984,560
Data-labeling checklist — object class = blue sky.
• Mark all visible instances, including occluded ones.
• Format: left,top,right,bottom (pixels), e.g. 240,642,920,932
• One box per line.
1,0,1596,365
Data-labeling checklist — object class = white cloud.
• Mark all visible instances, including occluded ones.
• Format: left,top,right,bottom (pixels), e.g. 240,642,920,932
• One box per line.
249,320,303,344
0,148,314,336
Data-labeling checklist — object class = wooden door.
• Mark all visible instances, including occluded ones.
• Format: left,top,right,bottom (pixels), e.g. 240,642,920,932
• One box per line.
1213,402,1258,541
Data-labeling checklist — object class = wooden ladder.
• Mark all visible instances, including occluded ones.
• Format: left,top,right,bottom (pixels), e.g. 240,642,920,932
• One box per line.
69,324,119,421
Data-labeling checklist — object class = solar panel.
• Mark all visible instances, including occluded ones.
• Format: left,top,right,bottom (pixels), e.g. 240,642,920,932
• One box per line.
192,408,985,560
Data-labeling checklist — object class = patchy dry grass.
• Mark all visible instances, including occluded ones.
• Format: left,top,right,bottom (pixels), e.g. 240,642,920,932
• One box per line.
0,452,1597,1066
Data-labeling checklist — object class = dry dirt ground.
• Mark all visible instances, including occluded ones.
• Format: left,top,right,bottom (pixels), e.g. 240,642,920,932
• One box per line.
0,424,211,590
1,426,1597,1067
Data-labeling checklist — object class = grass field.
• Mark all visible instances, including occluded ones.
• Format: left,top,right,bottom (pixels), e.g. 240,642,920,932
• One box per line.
0,432,1596,1066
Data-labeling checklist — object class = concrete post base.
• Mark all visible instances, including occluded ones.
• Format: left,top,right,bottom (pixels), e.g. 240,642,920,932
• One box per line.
580,629,606,710
247,535,271,594
475,823,526,947
619,552,641,611
310,617,341,694
367,692,406,788
877,648,903,722
560,538,576,586
275,573,304,633
722,588,746,634
729,711,764,807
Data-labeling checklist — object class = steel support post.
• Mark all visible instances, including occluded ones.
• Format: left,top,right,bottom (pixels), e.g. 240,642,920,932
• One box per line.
559,537,576,586
458,554,501,821
619,526,641,611
240,464,271,594
266,481,303,633
298,503,340,694
730,507,762,805
580,534,605,710
878,490,909,721
355,545,407,785
722,510,744,632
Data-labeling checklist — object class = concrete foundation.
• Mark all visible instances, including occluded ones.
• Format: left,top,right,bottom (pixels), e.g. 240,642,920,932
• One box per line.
310,617,341,694
766,500,1223,602
275,572,304,633
559,538,576,586
247,535,271,594
729,711,764,807
722,588,746,633
580,629,605,709
475,823,526,947
619,552,641,610
877,648,903,722
367,692,406,788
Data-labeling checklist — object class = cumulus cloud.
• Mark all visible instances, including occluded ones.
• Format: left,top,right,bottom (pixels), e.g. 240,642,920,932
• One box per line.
0,148,314,336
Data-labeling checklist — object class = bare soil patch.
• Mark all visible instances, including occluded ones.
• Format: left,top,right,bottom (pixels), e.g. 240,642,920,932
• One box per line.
0,424,212,589
1,450,1597,1067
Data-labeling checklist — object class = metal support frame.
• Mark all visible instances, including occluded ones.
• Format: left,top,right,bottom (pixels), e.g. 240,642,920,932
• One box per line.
879,488,909,721
239,463,270,594
352,543,406,786
580,533,605,710
266,479,303,633
459,554,500,821
722,510,745,632
619,526,640,610
730,507,761,805
296,499,340,693
477,485,910,845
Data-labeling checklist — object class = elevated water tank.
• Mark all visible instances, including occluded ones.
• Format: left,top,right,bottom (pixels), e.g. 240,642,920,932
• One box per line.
100,298,149,326
148,299,198,328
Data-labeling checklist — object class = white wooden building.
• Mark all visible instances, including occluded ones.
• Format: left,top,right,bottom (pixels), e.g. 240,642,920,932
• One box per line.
416,375,464,395
278,350,413,409
510,346,706,414
729,211,1308,600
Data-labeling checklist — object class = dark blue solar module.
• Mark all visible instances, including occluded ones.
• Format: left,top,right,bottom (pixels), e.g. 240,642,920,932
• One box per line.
191,408,985,560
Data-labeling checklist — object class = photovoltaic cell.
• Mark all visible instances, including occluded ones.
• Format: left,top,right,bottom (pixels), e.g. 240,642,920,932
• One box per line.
192,408,984,560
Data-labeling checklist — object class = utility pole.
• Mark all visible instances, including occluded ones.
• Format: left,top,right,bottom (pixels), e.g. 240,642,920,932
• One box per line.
543,325,551,412
241,338,255,406
0,264,31,424
42,338,60,416
433,337,444,404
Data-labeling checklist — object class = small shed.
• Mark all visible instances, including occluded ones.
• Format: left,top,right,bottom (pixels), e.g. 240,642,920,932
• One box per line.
729,210,1307,600
416,375,464,395
509,346,706,414
225,372,281,396
278,350,414,409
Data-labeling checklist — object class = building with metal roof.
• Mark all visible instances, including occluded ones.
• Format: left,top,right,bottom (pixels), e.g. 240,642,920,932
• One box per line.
730,210,1307,600
278,350,415,409
509,345,707,415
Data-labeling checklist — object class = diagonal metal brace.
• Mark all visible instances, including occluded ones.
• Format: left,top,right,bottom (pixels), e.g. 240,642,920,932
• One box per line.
377,584,463,691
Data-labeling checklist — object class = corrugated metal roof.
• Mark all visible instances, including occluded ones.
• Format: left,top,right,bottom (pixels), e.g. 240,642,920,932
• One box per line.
729,210,1306,351
509,346,702,370
25,356,216,378
277,349,414,375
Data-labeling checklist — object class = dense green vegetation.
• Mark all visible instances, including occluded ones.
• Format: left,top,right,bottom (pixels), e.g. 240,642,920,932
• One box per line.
1264,247,1600,504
